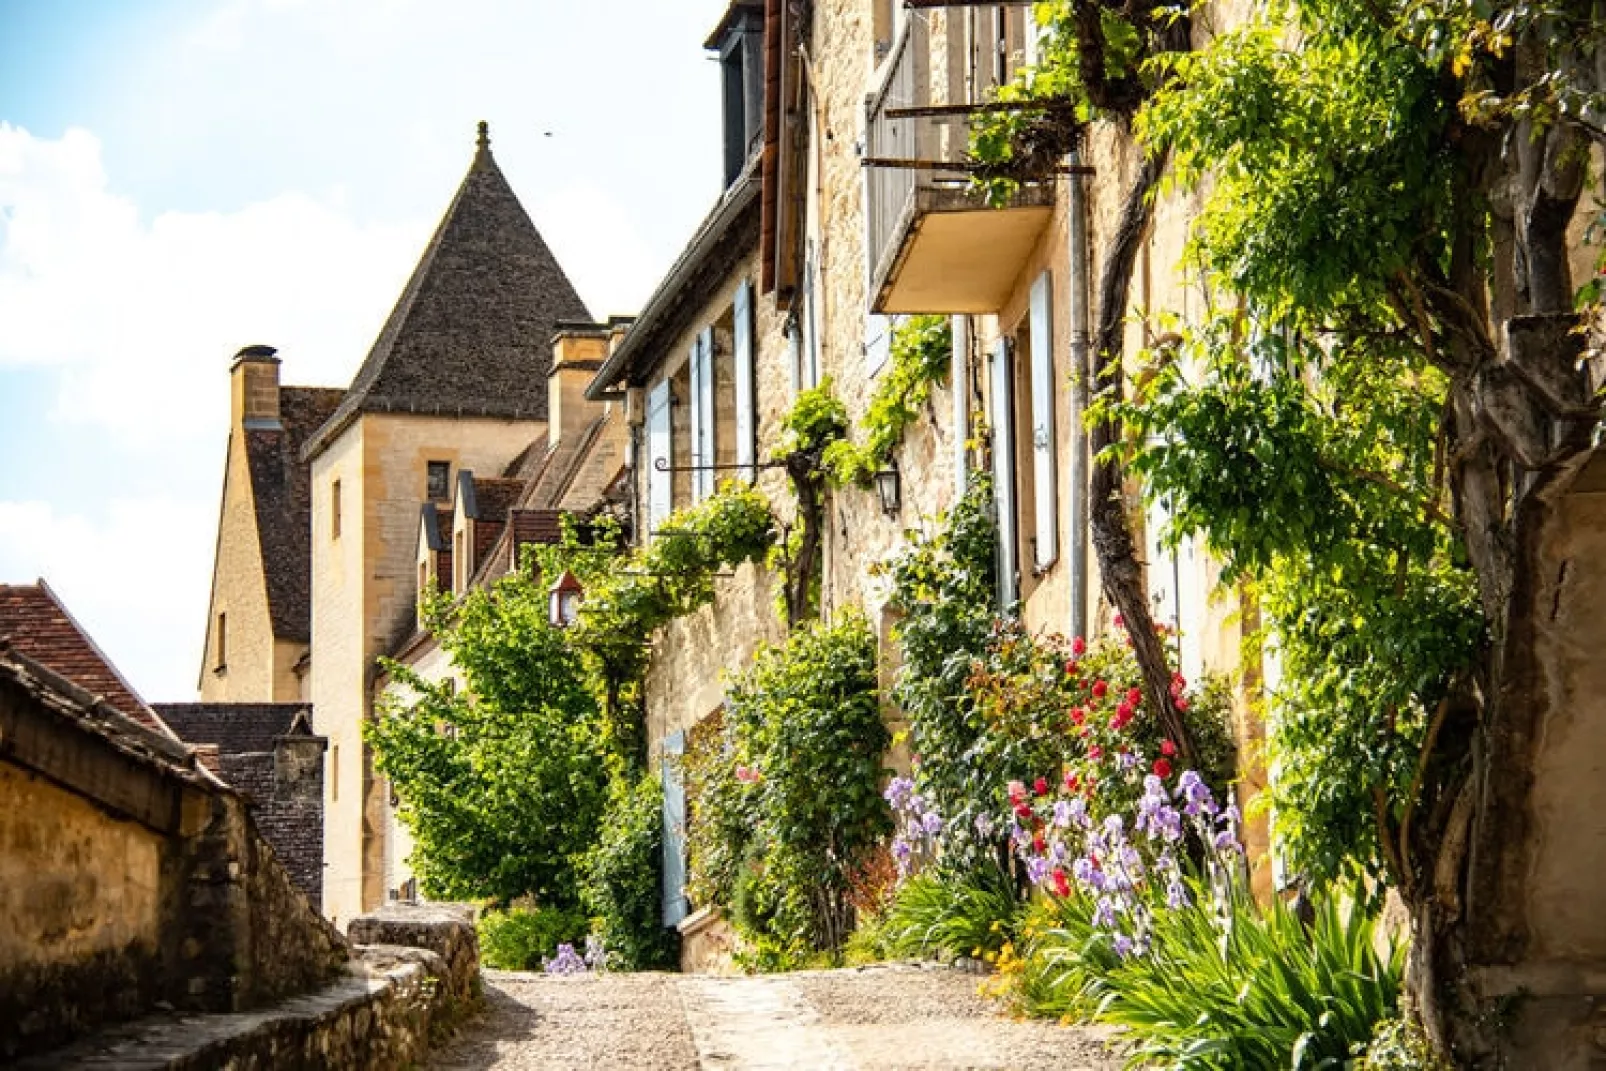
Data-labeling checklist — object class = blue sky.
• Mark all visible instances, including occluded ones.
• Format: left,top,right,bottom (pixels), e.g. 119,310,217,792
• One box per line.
0,0,729,699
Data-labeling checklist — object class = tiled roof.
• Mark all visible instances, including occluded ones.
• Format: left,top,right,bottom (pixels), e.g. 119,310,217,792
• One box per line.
0,580,171,735
152,701,325,904
304,125,590,460
469,477,524,522
153,702,313,755
246,387,344,644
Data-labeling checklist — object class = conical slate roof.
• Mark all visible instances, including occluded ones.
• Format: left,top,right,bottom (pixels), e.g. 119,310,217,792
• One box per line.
304,123,590,459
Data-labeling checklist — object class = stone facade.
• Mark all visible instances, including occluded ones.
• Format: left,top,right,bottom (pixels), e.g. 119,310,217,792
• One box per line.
0,648,346,1061
311,410,544,925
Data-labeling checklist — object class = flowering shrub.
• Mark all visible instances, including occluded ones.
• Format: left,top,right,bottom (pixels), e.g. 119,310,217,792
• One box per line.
884,775,944,878
1006,765,1244,959
478,904,590,971
542,935,611,976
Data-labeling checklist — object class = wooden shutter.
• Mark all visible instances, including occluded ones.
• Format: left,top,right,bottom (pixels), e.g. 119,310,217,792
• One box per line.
661,731,688,927
647,381,672,535
990,337,1018,609
1029,271,1058,570
734,281,757,482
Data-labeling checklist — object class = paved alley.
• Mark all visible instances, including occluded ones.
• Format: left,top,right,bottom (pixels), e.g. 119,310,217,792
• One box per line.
427,963,1119,1070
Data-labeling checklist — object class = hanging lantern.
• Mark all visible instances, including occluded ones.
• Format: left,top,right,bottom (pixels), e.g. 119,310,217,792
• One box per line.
548,570,584,628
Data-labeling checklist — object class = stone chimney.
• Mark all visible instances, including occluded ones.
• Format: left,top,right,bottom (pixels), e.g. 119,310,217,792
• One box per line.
549,324,609,448
230,345,282,428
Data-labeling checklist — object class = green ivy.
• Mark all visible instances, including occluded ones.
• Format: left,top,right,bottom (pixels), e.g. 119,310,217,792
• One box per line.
683,610,891,962
825,316,953,486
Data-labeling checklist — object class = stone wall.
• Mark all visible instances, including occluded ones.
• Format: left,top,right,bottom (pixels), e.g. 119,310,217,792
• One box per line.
0,651,348,1061
16,905,481,1071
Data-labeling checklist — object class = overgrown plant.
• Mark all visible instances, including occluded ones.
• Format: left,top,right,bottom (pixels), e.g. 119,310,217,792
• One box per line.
368,574,608,907
578,773,679,971
683,610,891,963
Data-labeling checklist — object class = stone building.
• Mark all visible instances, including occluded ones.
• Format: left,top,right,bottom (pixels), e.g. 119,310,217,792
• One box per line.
195,122,630,926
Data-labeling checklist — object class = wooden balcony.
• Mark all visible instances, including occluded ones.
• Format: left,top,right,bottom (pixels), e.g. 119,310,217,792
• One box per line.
863,12,1055,315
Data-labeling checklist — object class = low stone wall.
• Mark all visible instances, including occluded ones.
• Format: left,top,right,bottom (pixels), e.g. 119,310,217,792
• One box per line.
16,904,481,1070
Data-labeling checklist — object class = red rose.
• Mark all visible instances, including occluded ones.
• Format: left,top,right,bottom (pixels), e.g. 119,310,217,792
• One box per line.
1034,777,1050,797
1092,680,1109,700
1071,706,1087,725
1014,803,1033,819
1088,745,1103,761
1175,698,1190,713
1072,636,1087,656
1160,739,1177,757
1033,833,1046,854
1114,613,1125,629
1126,687,1142,707
1063,771,1080,792
1065,659,1080,677
1153,758,1173,778
1052,868,1071,897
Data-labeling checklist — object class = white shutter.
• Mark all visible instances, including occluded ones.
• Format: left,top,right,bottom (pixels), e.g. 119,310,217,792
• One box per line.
990,337,1018,609
662,730,688,926
734,281,757,482
865,313,892,377
1146,493,1177,631
647,381,673,535
1029,271,1058,570
689,330,716,502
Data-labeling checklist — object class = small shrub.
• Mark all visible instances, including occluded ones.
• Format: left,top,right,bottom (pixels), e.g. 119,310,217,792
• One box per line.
579,773,679,970
478,905,590,971
882,861,1021,962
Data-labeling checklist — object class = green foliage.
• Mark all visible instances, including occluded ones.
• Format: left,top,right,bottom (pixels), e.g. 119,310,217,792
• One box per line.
1093,887,1404,1070
1115,318,1481,891
683,610,891,960
825,316,953,486
578,773,678,971
779,378,850,457
553,483,776,690
477,904,591,971
881,861,1021,962
368,572,608,907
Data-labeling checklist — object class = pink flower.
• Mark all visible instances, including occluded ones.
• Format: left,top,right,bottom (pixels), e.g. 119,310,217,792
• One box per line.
1007,779,1027,802
1175,698,1190,713
1071,636,1087,656
1088,745,1104,762
1063,771,1080,792
1071,706,1087,726
1114,613,1126,629
1126,687,1142,707
1160,739,1177,757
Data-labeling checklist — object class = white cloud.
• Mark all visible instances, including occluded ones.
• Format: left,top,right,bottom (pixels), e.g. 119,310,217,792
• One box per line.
0,122,427,445
0,497,215,700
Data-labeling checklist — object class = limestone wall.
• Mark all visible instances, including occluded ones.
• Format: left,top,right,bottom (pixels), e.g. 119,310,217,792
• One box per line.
310,412,541,926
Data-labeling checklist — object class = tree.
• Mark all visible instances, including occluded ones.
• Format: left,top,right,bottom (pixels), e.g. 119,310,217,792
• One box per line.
367,575,609,907
986,0,1604,1060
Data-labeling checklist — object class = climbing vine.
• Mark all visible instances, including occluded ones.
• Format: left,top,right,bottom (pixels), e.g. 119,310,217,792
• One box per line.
825,315,953,486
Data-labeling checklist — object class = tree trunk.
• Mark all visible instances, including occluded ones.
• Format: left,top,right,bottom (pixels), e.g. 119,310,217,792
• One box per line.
1086,146,1201,766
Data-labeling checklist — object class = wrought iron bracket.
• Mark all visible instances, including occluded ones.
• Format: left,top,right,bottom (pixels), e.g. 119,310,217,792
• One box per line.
652,457,787,474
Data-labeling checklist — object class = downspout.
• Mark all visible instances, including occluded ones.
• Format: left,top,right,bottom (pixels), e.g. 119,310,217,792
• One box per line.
1066,146,1091,642
952,315,970,494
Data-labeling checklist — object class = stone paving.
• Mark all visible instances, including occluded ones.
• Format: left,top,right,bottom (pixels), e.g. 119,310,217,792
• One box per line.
428,963,1120,1070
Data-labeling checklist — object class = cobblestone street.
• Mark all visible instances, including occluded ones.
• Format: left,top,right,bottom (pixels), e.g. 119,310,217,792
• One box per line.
428,964,1120,1070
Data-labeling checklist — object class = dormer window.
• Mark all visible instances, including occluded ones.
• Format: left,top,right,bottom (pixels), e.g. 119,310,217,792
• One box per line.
711,2,764,187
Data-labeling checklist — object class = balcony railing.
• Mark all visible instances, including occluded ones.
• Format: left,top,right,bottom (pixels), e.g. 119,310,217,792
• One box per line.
862,7,1060,315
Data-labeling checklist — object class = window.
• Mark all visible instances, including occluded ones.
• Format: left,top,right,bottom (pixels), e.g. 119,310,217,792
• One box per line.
427,460,450,501
331,743,340,802
993,272,1061,610
331,479,342,540
214,612,227,671
454,529,466,593
716,6,764,186
646,380,673,537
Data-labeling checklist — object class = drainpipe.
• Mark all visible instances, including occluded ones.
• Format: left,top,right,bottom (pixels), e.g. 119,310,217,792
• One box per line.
1066,147,1090,642
952,315,970,495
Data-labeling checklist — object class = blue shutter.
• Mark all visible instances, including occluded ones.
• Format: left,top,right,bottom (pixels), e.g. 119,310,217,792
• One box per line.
734,281,757,482
661,731,688,928
647,381,673,536
990,337,1018,609
1029,271,1058,569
